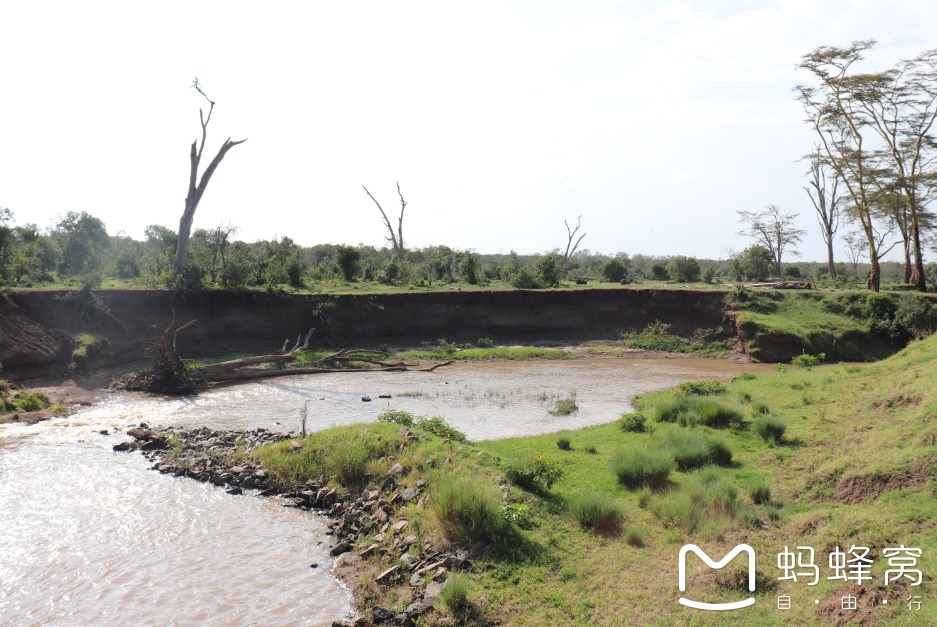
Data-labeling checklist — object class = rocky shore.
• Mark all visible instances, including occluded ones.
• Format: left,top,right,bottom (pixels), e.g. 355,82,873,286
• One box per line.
116,425,479,626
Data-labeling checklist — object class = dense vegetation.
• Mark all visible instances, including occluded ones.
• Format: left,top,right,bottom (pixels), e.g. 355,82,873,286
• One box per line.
1,209,935,292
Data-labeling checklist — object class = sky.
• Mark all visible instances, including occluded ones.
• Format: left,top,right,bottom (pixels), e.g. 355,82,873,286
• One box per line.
3,0,937,261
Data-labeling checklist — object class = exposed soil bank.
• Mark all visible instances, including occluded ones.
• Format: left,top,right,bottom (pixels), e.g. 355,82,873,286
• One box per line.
0,288,735,381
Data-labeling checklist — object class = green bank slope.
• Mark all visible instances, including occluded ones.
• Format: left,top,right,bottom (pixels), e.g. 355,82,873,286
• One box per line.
254,333,937,626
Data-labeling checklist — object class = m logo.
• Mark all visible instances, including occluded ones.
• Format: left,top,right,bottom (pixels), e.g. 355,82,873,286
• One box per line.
678,544,756,610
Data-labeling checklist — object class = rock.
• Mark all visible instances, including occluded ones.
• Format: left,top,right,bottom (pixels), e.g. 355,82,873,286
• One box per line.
375,565,400,583
290,440,303,450
400,552,417,566
361,396,372,402
112,442,134,452
226,486,242,495
388,463,404,475
330,540,352,556
416,479,425,488
424,581,442,603
409,572,421,586
98,430,109,436
402,535,417,546
310,563,319,568
379,394,392,399
209,475,226,486
360,543,380,557
397,427,412,437
370,606,394,622
392,519,409,532
401,487,419,501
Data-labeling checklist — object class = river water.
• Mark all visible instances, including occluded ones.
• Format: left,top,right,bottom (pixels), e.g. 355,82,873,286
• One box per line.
0,357,764,625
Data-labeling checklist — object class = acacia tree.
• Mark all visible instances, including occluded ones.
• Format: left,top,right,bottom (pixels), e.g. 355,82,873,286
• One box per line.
803,148,842,278
842,230,868,274
562,215,586,273
363,182,407,261
736,205,806,277
174,78,247,275
797,41,886,290
850,49,937,291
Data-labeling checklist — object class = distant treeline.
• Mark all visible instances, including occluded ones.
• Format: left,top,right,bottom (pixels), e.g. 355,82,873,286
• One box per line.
0,210,932,290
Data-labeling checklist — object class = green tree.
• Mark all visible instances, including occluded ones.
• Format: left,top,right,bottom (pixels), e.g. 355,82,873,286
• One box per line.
667,255,701,282
536,253,562,287
739,245,774,282
600,258,629,283
459,252,480,284
736,205,805,277
0,208,13,282
335,245,361,281
54,211,110,276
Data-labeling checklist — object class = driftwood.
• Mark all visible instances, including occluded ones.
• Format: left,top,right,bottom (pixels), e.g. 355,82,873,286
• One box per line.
745,281,813,290
194,328,453,384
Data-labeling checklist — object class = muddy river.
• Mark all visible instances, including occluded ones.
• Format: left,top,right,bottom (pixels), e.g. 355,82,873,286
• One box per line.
0,357,765,625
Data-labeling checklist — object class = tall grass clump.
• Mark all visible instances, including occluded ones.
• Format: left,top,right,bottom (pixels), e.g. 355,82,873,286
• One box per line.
440,573,472,614
660,430,733,471
503,455,566,492
570,492,625,536
617,412,647,433
748,479,771,505
753,414,787,444
676,380,728,396
556,436,572,450
432,477,505,544
654,396,742,428
654,468,740,536
550,393,578,416
11,389,51,412
611,447,674,489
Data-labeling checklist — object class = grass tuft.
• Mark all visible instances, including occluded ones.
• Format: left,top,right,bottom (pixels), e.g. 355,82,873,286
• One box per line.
569,492,625,536
431,477,506,544
610,447,674,489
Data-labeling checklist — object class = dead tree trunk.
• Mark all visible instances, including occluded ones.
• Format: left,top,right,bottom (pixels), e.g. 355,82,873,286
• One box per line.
363,182,407,261
174,78,247,275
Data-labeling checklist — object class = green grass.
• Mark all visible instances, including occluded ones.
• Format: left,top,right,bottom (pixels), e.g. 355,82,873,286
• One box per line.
569,492,625,536
11,389,51,412
440,573,472,614
653,395,743,428
753,414,787,444
610,447,675,489
246,331,937,626
550,394,578,416
431,477,507,544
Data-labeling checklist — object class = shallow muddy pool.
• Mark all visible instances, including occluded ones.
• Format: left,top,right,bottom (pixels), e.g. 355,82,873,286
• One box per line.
0,356,765,625
98,357,768,440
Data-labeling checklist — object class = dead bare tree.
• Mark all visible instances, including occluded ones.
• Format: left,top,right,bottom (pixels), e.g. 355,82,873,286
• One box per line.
363,182,407,260
804,148,842,278
562,216,586,273
174,78,247,275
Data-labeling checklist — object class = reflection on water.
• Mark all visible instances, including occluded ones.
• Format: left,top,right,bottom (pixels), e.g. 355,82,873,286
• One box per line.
0,357,764,625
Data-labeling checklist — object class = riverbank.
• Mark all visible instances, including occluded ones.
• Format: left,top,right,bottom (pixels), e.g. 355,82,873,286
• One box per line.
116,332,937,625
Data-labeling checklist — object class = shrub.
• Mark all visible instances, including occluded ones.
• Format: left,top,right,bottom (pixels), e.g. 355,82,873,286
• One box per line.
556,436,572,451
377,409,415,427
732,372,758,382
431,478,505,544
570,493,625,535
611,448,674,489
503,455,566,492
12,390,51,412
440,573,471,614
508,266,542,289
754,414,786,444
676,380,728,396
617,412,647,433
550,393,578,416
476,337,495,348
748,480,771,505
791,352,825,368
414,416,467,442
585,446,598,455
